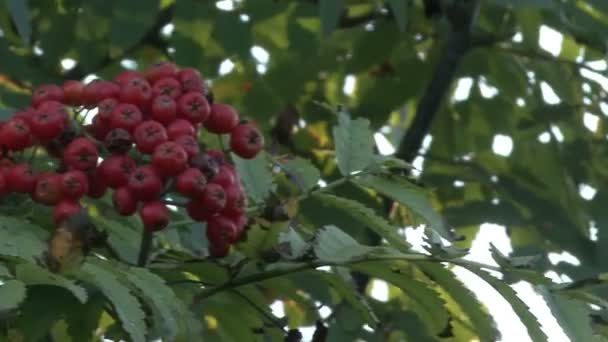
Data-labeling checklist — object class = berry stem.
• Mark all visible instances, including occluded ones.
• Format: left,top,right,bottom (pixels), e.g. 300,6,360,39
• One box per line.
137,230,154,267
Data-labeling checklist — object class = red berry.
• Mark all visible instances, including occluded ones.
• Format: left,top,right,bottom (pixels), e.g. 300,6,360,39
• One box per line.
98,155,136,188
63,138,98,171
208,239,230,258
133,120,168,154
145,62,179,84
60,170,88,199
152,77,182,99
150,95,177,125
207,215,238,244
177,92,210,124
112,187,137,216
30,107,67,143
0,118,32,151
89,115,111,140
62,80,84,106
197,183,226,213
0,172,7,196
204,104,239,134
128,166,163,201
82,80,119,107
221,185,246,217
152,142,188,177
13,108,35,126
230,122,264,159
98,98,119,121
166,119,195,139
32,84,64,107
33,173,63,205
53,200,82,225
139,201,169,232
7,164,38,193
120,78,152,107
186,200,211,222
172,134,200,158
109,104,143,133
211,165,236,188
114,70,144,85
178,68,206,93
87,170,107,198
104,128,133,154
175,168,206,197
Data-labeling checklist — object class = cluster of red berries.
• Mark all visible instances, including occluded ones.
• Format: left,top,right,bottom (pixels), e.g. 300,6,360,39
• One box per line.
0,62,264,256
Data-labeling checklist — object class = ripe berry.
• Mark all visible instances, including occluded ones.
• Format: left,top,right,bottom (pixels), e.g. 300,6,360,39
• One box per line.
0,172,7,196
113,187,137,216
175,168,207,197
104,128,133,154
63,138,98,171
90,115,111,141
13,108,35,126
0,118,33,151
87,170,107,198
173,134,199,158
152,142,188,177
120,78,152,107
110,104,143,133
33,173,63,205
151,95,177,125
53,200,82,224
207,215,238,244
177,92,210,124
133,120,168,154
152,77,182,99
60,170,88,199
204,104,239,134
62,80,84,106
98,155,136,188
32,84,64,107
83,80,119,107
98,98,119,121
190,153,220,179
208,239,230,258
114,70,144,85
211,165,236,188
128,166,163,201
167,119,195,139
178,68,205,93
186,200,211,222
230,122,264,159
7,164,38,193
139,201,169,232
221,185,246,217
145,62,179,84
45,121,78,158
30,107,66,143
197,183,226,213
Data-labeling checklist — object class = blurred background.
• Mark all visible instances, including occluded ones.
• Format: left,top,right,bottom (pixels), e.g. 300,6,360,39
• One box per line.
1,0,608,340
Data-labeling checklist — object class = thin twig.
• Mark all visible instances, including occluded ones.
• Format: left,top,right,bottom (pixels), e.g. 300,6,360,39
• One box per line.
137,231,154,267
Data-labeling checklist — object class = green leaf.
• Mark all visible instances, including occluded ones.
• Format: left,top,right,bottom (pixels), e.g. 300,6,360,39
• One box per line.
319,0,342,37
123,267,201,340
280,157,321,193
321,267,379,326
91,216,140,264
538,287,594,342
0,108,13,120
333,112,375,176
232,152,274,204
357,174,453,240
6,0,31,45
468,268,548,341
388,0,408,32
0,263,10,278
78,261,147,342
419,263,498,341
0,216,48,262
0,279,27,312
315,193,411,252
277,227,309,260
313,225,369,263
15,262,88,303
109,0,159,53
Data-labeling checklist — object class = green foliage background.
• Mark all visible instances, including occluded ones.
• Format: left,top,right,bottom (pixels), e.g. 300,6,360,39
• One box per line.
0,0,608,341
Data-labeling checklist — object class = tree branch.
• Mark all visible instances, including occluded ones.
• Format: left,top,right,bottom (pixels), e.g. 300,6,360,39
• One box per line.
395,0,481,162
